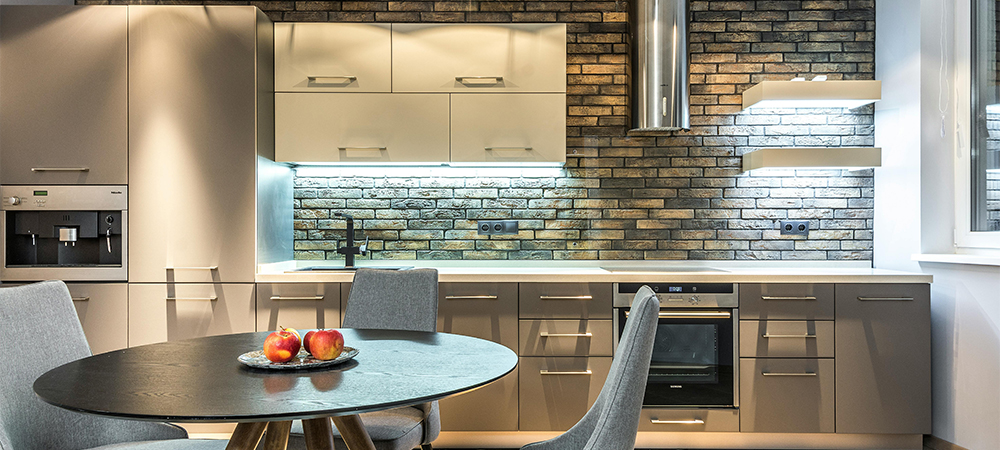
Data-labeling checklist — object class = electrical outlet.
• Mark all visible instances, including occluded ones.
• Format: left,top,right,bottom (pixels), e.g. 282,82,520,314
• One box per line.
477,220,519,235
779,220,810,236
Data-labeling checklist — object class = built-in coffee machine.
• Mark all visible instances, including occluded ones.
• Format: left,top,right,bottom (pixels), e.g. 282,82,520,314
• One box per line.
1,186,126,281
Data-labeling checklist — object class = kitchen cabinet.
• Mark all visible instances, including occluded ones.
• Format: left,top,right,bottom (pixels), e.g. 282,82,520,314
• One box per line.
67,283,129,355
275,23,391,93
740,283,835,320
275,93,450,163
0,6,128,185
127,6,270,283
518,319,613,357
835,283,931,434
392,23,566,93
127,283,256,347
451,94,566,163
638,409,740,432
518,356,612,431
436,283,519,431
519,283,613,319
739,320,834,358
256,283,340,332
739,358,835,433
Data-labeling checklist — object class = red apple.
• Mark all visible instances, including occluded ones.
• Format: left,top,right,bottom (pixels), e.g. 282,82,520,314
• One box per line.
303,330,317,354
263,328,301,363
310,329,344,361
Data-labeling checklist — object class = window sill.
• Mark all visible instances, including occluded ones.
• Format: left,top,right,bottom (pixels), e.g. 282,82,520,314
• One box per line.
912,253,1000,267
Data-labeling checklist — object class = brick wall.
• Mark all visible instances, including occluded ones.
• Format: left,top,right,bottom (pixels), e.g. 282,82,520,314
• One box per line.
84,0,877,262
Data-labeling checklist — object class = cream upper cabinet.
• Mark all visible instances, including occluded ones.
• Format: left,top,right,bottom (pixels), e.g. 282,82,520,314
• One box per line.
392,23,566,93
275,93,450,163
451,94,566,163
275,23,391,93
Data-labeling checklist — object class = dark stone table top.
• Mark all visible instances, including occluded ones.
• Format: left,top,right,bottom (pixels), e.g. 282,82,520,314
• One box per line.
34,329,518,423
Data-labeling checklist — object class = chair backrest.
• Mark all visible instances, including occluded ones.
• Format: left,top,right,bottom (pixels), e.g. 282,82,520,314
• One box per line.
342,268,439,332
0,281,186,450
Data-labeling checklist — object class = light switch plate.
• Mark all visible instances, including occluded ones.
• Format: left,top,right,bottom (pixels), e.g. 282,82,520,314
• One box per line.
779,220,810,236
477,220,518,235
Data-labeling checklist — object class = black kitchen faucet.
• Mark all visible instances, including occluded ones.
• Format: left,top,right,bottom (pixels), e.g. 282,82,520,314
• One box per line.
334,212,368,268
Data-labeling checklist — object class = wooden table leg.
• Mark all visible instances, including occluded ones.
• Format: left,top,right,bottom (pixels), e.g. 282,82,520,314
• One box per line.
302,417,335,450
225,422,267,450
261,421,292,450
332,415,376,450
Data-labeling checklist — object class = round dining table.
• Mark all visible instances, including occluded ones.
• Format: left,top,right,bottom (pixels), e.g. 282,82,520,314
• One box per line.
33,329,518,450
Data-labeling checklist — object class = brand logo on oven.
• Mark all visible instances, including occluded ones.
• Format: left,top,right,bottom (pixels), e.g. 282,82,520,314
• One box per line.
670,385,682,389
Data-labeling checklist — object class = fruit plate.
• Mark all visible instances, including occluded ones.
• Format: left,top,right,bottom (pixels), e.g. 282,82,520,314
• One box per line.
237,347,359,370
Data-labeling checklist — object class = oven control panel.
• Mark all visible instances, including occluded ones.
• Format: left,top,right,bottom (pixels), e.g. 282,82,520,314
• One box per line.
613,283,739,308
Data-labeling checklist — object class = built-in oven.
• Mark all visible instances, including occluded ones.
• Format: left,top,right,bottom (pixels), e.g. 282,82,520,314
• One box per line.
614,282,739,409
1,186,127,281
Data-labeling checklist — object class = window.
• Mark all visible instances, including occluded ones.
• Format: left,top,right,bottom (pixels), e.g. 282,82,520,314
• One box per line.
972,0,1000,232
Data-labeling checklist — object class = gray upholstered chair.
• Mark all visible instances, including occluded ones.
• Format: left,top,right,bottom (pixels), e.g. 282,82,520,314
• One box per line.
284,268,440,450
0,280,228,450
521,285,660,450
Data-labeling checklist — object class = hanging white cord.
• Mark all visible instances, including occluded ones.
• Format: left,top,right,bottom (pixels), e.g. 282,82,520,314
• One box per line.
939,0,950,138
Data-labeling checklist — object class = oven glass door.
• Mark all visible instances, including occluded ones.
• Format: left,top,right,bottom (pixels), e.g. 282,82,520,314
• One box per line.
619,308,735,408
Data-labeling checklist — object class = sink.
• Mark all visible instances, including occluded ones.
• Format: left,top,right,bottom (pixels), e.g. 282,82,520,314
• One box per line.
600,266,729,273
290,266,414,272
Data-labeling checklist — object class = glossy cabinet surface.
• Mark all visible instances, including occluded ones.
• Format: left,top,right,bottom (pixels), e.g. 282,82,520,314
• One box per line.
256,283,341,331
518,356,612,431
638,408,740,432
0,6,128,185
127,283,256,347
739,320,834,358
275,23,391,93
127,6,264,283
275,93,450,163
739,283,835,320
451,94,566,163
519,283,613,319
67,283,128,354
740,358,835,433
518,319,613,357
392,23,566,93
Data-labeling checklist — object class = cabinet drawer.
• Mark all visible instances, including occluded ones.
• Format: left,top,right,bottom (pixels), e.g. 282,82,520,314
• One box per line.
391,23,566,93
275,93,450,163
519,283,612,319
127,283,255,347
275,23,391,93
451,94,566,164
739,358,835,433
739,284,834,320
638,408,740,432
437,283,518,350
440,367,518,431
739,320,834,358
518,356,611,431
67,283,128,354
256,283,340,332
518,319,613,357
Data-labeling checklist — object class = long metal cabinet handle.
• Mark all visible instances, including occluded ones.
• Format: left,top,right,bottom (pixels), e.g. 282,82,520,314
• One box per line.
31,167,90,172
540,332,593,337
165,296,218,301
858,296,914,301
485,147,533,151
71,296,91,302
456,76,504,84
762,372,817,377
761,296,817,301
165,266,218,270
445,295,498,300
338,146,386,151
656,312,731,318
650,419,705,425
539,370,592,375
270,296,324,301
539,295,593,300
308,75,357,83
762,334,817,338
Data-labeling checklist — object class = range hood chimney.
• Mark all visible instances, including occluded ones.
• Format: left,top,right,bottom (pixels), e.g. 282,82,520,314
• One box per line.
632,0,689,131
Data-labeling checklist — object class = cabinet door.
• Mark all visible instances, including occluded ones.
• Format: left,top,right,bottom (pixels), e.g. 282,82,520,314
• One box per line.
739,358,835,433
835,284,931,434
519,319,613,357
0,6,127,185
518,356,612,431
519,283,613,319
128,283,256,347
275,93,450,163
436,283,519,431
392,23,566,93
275,23,391,93
256,283,340,331
127,6,259,283
739,283,835,320
67,283,129,355
739,320,834,358
451,94,566,163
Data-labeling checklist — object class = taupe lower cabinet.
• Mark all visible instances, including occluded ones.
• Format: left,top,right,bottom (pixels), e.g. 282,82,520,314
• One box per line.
835,283,931,434
256,283,340,332
67,283,128,354
0,6,128,185
518,356,612,431
127,283,256,347
740,358,835,433
436,283,519,431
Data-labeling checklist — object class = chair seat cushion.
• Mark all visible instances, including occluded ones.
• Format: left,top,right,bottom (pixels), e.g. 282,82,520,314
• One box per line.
87,439,231,450
285,407,425,450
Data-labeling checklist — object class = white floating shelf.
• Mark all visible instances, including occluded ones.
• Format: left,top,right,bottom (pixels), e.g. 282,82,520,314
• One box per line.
741,80,881,110
742,147,882,172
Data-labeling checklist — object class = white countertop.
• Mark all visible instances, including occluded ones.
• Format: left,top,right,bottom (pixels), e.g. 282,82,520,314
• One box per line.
256,260,932,284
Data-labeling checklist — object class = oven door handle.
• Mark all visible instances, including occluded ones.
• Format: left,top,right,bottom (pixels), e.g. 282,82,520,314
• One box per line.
650,419,705,425
624,310,732,318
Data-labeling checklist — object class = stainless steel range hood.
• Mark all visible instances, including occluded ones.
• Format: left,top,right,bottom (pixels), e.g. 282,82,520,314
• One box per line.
632,0,689,131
